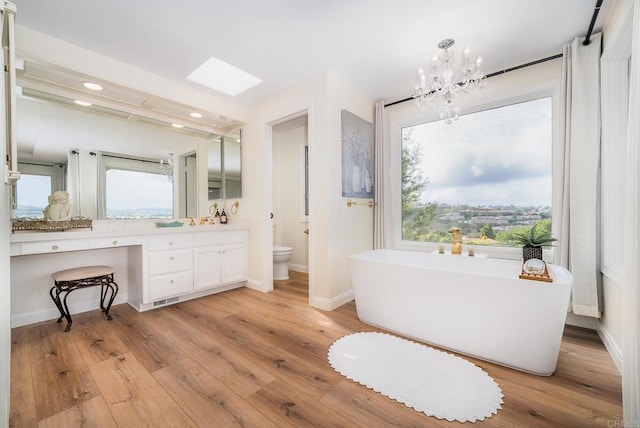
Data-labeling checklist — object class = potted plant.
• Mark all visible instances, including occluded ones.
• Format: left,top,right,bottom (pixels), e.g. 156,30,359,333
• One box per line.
513,222,557,261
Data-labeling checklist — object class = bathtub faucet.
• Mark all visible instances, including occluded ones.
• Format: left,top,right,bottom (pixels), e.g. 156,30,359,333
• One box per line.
449,227,462,255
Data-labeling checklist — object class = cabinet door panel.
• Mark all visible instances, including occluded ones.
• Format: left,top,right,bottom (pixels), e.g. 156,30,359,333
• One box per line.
194,247,222,290
221,244,248,284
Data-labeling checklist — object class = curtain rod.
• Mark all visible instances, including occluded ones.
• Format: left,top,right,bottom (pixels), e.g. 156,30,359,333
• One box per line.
583,0,604,45
384,53,563,108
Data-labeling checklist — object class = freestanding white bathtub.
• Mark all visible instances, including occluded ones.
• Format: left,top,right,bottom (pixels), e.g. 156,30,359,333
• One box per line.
348,249,573,376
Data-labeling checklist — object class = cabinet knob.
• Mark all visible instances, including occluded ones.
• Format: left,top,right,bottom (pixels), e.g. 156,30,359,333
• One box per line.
169,256,174,260
169,280,174,284
51,245,59,250
169,242,173,246
112,240,118,245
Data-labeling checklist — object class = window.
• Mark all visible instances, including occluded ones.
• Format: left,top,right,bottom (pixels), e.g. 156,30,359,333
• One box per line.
13,162,65,218
14,174,52,218
401,97,553,250
100,154,173,219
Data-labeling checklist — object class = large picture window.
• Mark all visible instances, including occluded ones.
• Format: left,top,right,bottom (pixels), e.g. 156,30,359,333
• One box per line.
401,97,553,249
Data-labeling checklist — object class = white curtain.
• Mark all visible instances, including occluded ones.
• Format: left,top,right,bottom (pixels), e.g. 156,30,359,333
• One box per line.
52,163,66,192
373,100,387,249
623,1,640,421
555,33,602,317
66,150,81,216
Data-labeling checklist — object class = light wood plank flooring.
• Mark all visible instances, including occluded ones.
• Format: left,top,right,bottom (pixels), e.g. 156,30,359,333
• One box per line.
10,271,622,427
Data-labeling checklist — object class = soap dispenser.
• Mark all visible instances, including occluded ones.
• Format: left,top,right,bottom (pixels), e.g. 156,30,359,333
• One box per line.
220,209,227,224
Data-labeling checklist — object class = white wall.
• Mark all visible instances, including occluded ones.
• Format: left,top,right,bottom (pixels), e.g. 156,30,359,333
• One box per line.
10,248,130,328
273,116,309,272
597,0,634,373
244,70,374,308
323,72,375,302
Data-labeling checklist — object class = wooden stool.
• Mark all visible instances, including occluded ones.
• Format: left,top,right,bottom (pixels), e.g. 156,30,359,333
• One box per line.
50,265,118,332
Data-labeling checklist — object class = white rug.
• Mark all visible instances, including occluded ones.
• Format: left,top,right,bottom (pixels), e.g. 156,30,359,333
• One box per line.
327,332,504,423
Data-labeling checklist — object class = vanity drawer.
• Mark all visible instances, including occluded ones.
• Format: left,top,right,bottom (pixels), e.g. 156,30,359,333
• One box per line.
89,236,142,249
149,249,193,275
20,239,89,255
149,270,193,300
147,234,192,251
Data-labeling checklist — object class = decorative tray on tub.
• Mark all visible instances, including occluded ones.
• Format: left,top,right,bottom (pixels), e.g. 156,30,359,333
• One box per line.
519,259,553,282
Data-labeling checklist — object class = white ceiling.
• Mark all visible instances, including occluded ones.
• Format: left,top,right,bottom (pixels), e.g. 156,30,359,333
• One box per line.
11,0,613,107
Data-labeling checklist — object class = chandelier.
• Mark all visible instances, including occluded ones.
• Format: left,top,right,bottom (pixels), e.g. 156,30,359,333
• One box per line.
159,153,174,182
412,39,486,124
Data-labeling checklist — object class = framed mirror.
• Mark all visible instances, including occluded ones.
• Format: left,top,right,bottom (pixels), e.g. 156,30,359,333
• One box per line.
15,58,243,219
207,130,242,201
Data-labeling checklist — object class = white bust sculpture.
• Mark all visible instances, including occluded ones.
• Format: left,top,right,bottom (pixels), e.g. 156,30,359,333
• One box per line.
43,190,72,221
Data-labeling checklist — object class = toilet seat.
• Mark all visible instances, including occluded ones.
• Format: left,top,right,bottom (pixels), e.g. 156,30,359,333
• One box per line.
273,245,293,255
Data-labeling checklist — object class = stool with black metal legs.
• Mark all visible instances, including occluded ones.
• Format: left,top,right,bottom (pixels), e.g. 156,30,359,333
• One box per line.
50,265,118,332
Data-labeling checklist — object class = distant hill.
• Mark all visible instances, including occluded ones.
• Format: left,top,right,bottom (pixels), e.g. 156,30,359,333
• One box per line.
13,205,172,219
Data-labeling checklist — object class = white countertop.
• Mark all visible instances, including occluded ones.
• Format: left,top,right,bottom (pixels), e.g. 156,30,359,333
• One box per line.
10,217,250,243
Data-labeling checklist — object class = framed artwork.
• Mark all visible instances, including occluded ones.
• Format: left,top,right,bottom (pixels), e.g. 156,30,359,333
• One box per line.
341,110,374,198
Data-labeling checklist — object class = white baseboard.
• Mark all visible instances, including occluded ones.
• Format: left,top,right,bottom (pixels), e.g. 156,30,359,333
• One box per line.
288,263,308,274
596,321,622,373
245,278,270,293
11,292,128,328
310,289,354,311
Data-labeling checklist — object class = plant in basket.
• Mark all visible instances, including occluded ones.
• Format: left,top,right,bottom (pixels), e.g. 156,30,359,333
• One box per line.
513,222,557,261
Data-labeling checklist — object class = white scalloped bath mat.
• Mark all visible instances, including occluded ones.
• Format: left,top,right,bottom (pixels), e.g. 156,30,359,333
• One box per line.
328,332,504,423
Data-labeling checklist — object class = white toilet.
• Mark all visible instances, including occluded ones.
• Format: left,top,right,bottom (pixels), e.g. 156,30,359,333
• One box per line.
273,245,294,280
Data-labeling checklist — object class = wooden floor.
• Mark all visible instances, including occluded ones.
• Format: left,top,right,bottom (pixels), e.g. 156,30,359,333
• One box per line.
10,271,622,427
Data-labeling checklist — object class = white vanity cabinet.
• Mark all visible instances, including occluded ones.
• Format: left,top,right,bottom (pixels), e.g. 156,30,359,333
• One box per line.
10,222,250,319
193,230,248,291
146,234,194,301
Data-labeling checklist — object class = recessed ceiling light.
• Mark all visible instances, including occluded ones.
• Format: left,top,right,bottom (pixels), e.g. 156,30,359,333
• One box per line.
186,56,262,96
189,112,203,118
82,81,103,91
74,100,92,106
171,123,184,128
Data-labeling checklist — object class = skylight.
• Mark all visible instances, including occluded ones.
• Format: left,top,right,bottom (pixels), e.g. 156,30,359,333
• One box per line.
187,56,262,96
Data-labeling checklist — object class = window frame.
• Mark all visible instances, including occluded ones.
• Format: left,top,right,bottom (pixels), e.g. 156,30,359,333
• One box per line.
389,83,561,260
98,153,174,219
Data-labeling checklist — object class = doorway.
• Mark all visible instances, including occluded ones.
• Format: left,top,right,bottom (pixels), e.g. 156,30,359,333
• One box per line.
271,115,310,290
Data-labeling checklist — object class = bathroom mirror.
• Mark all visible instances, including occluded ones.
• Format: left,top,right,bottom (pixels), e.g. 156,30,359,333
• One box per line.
224,131,242,199
15,90,206,219
207,130,242,201
15,58,243,218
208,138,222,200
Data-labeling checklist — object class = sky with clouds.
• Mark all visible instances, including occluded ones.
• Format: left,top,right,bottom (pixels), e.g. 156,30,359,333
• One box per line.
106,170,173,210
404,97,552,207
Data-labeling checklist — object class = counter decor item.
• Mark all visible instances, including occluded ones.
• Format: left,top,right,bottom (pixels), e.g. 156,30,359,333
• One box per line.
519,258,553,282
154,220,184,228
513,222,557,261
11,217,93,233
